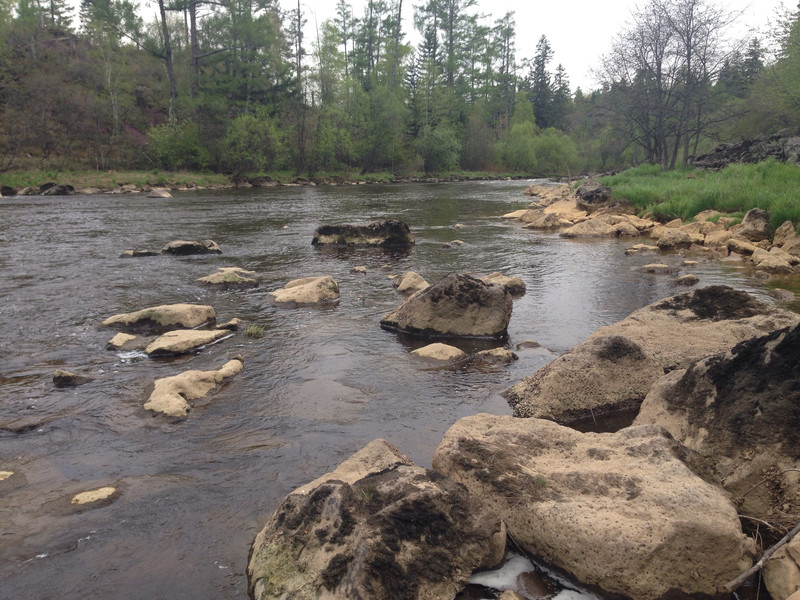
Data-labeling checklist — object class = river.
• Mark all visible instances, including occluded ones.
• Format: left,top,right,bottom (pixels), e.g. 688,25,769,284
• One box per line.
0,180,776,599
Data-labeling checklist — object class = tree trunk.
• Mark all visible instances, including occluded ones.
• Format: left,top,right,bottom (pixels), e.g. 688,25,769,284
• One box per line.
157,0,177,125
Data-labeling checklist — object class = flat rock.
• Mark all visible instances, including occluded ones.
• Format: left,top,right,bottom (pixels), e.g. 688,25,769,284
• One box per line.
102,303,216,333
642,263,672,274
144,329,230,357
269,276,340,305
248,439,506,600
197,267,258,289
753,247,794,274
433,414,754,600
380,273,513,339
147,188,172,198
106,332,140,351
144,358,243,418
71,486,117,505
119,249,160,258
656,228,703,250
311,220,414,246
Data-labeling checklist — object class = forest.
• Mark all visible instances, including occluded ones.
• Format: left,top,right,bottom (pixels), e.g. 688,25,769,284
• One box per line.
0,0,798,178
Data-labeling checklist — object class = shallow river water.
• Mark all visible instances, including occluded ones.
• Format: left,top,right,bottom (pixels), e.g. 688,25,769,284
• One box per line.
0,180,779,599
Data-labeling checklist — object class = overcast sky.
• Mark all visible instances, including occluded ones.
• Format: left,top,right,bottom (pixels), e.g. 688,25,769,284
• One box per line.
279,0,792,91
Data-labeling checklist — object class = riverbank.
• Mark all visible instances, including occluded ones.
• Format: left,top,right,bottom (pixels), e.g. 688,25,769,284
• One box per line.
0,169,525,196
599,160,800,233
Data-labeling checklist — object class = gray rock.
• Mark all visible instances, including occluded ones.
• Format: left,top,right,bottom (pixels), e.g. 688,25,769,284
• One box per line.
312,220,415,247
380,273,513,339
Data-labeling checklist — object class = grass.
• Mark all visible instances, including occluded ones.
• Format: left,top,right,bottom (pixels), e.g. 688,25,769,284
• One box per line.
600,160,800,232
244,324,266,338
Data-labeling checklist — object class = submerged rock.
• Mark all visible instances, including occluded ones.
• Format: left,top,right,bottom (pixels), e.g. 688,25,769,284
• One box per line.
311,220,415,247
635,321,800,521
53,369,93,388
144,358,243,418
160,239,222,255
269,276,340,305
248,439,506,600
433,414,754,600
102,303,216,333
380,273,513,339
71,486,118,506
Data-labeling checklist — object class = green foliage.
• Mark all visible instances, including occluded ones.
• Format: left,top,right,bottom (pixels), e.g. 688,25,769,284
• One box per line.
146,122,210,172
601,160,800,230
532,128,580,176
245,324,266,338
220,109,285,175
417,124,460,174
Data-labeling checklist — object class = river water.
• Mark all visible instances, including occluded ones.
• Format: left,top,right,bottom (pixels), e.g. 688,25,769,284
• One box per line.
0,180,777,599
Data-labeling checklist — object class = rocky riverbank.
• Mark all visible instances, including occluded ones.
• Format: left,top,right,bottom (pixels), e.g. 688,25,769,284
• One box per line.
247,189,800,600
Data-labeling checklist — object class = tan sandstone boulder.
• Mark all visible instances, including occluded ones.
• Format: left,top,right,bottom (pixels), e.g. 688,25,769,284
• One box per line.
144,358,243,418
270,276,340,305
410,343,468,361
144,329,230,357
634,321,800,522
380,273,513,339
433,414,754,600
393,271,429,294
480,271,526,297
247,439,506,600
102,303,216,333
197,267,258,289
765,536,800,600
506,286,799,422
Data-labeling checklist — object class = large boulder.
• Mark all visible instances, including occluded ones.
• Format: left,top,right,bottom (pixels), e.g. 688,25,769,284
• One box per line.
269,276,340,305
764,536,800,600
634,322,800,521
380,273,513,339
656,228,704,251
506,286,799,421
144,329,230,357
311,220,415,247
433,414,754,600
247,439,506,600
506,335,664,422
144,358,243,418
102,303,216,333
160,239,222,255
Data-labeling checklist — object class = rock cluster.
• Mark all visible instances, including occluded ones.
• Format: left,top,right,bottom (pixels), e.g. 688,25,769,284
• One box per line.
509,182,800,277
694,126,800,169
250,282,800,600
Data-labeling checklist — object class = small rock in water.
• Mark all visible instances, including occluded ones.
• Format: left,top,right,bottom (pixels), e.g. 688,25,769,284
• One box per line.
352,266,367,274
0,471,14,481
642,263,672,274
53,369,92,388
675,274,699,286
71,486,117,505
516,340,541,350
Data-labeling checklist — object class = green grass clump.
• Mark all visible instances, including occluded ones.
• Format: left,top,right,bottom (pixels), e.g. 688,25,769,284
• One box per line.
244,324,266,338
600,160,800,232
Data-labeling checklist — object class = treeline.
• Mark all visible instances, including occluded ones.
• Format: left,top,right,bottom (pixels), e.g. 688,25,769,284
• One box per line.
0,0,798,177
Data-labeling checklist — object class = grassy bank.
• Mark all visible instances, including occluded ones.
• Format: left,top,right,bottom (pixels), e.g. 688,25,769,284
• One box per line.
599,160,800,232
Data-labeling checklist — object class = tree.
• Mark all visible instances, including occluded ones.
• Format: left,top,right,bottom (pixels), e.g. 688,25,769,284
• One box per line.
598,0,740,169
